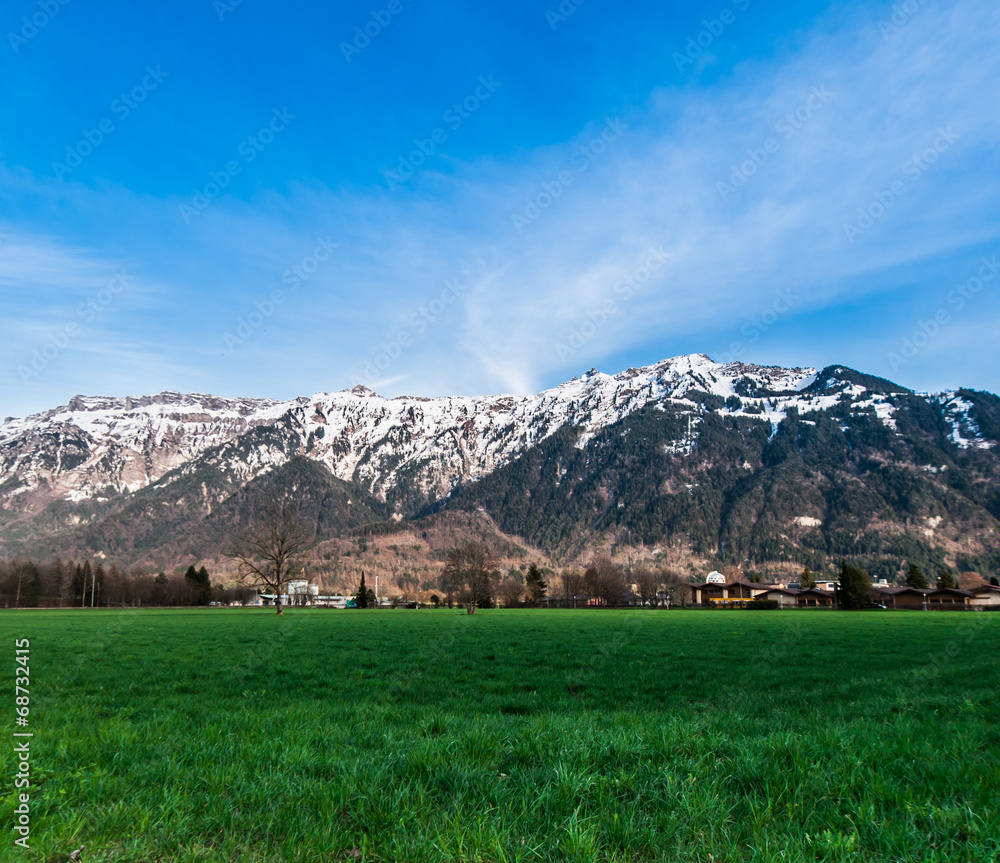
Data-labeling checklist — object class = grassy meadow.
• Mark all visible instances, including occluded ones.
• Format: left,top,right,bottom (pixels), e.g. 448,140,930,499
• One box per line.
1,608,998,862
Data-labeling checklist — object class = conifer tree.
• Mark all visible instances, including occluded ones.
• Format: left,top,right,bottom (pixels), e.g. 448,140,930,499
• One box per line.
93,562,106,606
800,567,816,589
355,572,369,608
72,563,85,605
153,572,168,606
838,560,872,610
905,564,928,589
185,565,211,605
49,558,66,602
184,565,199,605
936,568,958,590
525,563,547,605
196,566,212,604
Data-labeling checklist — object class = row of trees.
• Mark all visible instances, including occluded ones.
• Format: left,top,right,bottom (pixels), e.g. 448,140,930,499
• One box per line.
901,563,984,590
558,556,690,608
434,543,691,611
797,563,988,593
438,542,678,612
0,559,257,608
434,549,995,613
1,503,321,613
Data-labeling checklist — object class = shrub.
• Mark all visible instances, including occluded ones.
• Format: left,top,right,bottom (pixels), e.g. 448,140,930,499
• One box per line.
748,599,780,610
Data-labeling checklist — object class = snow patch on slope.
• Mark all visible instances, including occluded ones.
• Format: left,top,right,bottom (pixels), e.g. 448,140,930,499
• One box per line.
935,393,995,450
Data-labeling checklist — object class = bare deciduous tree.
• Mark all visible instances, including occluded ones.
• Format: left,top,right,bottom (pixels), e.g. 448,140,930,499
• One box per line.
498,576,524,608
561,569,585,608
12,560,34,608
633,567,662,607
228,503,311,615
661,568,691,607
442,541,496,614
584,554,628,607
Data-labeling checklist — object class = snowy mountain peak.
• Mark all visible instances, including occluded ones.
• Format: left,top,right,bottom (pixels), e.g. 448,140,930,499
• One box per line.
0,354,992,512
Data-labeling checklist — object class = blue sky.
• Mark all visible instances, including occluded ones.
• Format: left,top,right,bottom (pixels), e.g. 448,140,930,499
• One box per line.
2,0,999,418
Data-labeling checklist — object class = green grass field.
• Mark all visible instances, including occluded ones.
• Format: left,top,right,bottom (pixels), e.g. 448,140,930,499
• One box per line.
1,608,998,862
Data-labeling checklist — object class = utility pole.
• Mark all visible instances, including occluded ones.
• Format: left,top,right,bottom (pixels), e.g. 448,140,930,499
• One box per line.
90,564,96,608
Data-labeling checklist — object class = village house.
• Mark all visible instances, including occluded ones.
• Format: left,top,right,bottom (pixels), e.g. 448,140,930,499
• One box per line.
871,586,972,610
691,579,770,606
691,580,986,611
758,587,835,608
968,584,1000,609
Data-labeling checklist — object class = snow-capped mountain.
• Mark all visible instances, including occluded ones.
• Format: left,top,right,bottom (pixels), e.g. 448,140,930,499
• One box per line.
0,391,285,508
2,354,999,572
0,355,809,509
0,354,992,515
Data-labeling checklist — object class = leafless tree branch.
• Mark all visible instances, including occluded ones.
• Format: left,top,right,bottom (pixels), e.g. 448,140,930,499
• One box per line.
226,501,311,615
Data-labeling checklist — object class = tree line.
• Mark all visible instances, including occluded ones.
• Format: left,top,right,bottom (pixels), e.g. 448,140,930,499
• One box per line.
6,521,989,613
432,546,988,612
0,559,256,608
433,542,691,612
